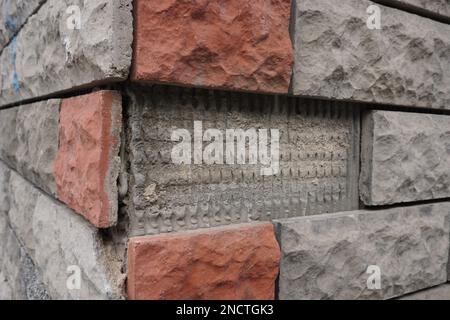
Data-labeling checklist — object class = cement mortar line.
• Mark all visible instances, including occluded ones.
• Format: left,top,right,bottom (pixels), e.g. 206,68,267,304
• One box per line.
0,80,124,111
3,82,450,118
0,158,122,233
361,196,450,212
371,0,450,25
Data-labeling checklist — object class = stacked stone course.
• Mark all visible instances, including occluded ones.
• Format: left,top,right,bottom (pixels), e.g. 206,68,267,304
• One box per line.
1,0,450,300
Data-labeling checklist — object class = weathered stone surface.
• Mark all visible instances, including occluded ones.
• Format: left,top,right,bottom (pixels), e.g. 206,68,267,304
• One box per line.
54,91,122,228
360,111,450,206
0,161,10,214
275,203,450,300
132,0,293,94
6,169,125,300
398,284,450,300
128,223,280,300
0,162,50,300
374,0,450,20
127,86,360,236
0,0,132,107
0,0,44,52
0,100,60,195
291,0,450,109
0,162,22,300
0,214,25,300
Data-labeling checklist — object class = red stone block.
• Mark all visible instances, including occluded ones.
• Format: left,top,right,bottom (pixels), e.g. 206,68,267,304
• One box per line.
54,91,122,228
127,223,280,300
132,0,293,94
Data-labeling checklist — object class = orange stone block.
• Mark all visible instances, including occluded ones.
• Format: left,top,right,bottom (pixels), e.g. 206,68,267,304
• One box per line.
54,91,122,228
132,0,294,94
127,223,280,300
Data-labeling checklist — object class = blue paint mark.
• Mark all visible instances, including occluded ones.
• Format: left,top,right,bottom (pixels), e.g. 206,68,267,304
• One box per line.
11,37,20,93
2,0,17,32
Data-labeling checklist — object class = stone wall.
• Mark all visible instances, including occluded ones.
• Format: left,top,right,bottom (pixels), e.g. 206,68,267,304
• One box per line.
1,0,450,300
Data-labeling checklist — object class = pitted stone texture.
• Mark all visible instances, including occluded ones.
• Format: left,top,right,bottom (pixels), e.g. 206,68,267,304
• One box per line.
275,203,450,300
0,163,50,300
398,284,450,300
360,111,450,206
127,86,360,236
132,0,293,94
7,169,124,300
0,0,132,107
0,0,44,52
0,162,22,300
0,161,10,214
374,0,450,20
54,91,122,228
0,100,60,196
291,0,450,109
128,223,280,300
0,213,25,300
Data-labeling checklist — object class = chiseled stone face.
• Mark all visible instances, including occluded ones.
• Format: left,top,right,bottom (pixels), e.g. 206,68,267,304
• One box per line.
131,0,293,94
127,86,360,236
275,203,450,300
54,91,122,228
0,0,45,51
127,223,280,300
0,0,132,107
291,0,450,109
0,100,60,196
360,111,450,206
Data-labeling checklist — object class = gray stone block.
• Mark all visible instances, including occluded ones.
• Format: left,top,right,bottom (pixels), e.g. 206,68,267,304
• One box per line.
0,213,25,300
275,203,450,300
0,0,45,52
291,0,450,110
398,284,450,300
127,86,360,236
0,162,23,299
0,162,49,300
0,0,133,107
0,100,60,196
6,169,125,300
360,111,450,206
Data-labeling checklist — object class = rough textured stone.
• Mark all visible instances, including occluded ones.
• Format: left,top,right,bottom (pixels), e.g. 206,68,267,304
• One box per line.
0,162,22,300
360,111,450,206
0,162,50,300
0,213,25,300
374,0,450,20
291,0,450,109
127,86,360,236
0,0,132,107
0,100,60,196
0,0,45,52
54,91,122,228
398,284,450,300
132,0,293,94
128,223,280,300
275,203,450,300
6,169,125,300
